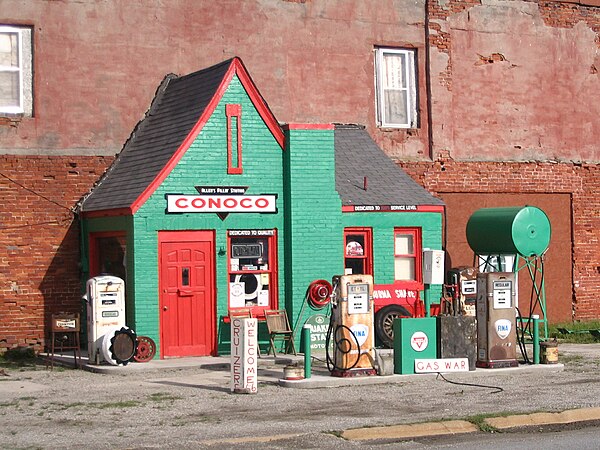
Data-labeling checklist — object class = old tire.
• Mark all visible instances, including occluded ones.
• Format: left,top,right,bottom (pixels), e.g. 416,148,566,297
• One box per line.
375,305,411,348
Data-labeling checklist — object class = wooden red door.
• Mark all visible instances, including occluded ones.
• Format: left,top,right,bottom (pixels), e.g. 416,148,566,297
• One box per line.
159,232,215,357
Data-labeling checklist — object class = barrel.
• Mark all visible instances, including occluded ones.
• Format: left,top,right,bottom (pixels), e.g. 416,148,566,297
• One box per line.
466,206,551,257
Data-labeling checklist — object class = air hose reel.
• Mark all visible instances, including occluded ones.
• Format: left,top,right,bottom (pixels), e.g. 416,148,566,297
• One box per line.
307,279,332,309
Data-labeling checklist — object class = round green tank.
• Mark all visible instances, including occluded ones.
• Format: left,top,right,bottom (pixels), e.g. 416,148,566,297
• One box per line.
466,206,551,257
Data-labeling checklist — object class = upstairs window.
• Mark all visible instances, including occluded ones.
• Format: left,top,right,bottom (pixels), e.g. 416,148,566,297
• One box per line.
374,47,417,128
0,26,33,116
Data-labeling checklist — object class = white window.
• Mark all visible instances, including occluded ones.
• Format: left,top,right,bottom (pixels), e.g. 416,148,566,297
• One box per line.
375,47,417,128
0,26,33,116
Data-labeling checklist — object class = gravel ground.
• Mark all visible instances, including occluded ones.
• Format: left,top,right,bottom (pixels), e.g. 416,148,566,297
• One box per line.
1,344,599,449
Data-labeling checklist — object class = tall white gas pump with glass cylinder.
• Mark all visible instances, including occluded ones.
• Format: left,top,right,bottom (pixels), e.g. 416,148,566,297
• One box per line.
327,274,376,377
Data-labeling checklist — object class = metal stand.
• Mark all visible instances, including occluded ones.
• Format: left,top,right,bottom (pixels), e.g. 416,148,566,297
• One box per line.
48,313,81,370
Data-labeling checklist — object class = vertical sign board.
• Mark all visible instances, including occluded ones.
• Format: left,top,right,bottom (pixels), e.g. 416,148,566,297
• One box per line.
231,318,258,394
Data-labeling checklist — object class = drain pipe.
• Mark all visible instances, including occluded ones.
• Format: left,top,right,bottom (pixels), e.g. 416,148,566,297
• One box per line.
424,0,435,160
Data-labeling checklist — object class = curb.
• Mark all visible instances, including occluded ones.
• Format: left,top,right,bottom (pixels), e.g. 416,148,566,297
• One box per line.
340,407,600,442
342,420,478,441
484,407,600,429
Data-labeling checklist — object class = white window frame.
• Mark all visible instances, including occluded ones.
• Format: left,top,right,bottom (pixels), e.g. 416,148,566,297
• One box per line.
374,47,417,129
0,26,32,116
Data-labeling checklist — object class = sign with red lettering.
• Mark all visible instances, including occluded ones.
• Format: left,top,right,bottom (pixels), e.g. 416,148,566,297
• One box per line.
414,358,469,373
372,284,418,301
166,194,277,213
230,317,258,394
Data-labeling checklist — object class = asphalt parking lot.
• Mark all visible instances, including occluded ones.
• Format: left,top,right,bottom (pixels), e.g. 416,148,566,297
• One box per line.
0,344,599,449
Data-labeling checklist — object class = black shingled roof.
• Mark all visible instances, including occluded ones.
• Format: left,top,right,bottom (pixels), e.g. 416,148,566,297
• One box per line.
80,58,235,212
334,124,444,207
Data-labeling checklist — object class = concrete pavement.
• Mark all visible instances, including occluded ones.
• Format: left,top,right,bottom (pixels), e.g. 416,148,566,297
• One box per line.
39,343,600,443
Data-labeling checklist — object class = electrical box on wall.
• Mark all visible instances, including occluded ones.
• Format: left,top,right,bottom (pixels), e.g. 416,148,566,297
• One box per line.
423,249,445,284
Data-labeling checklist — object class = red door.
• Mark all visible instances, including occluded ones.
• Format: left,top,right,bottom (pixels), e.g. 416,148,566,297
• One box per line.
159,231,215,357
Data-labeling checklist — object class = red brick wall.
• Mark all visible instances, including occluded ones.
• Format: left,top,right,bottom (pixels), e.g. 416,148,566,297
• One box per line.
0,156,112,352
400,158,600,321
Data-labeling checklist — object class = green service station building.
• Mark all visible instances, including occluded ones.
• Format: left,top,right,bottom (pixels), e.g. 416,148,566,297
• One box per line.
79,58,444,358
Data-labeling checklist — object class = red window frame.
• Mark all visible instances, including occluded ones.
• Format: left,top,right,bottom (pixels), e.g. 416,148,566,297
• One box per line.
343,227,373,276
88,231,126,278
226,104,242,174
227,230,278,318
393,227,423,290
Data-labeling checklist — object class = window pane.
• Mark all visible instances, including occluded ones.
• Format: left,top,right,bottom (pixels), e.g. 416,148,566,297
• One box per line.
395,257,415,280
345,234,365,256
384,89,408,125
345,258,365,275
0,72,19,107
395,234,413,255
181,267,190,286
382,53,406,89
0,32,19,67
97,236,126,280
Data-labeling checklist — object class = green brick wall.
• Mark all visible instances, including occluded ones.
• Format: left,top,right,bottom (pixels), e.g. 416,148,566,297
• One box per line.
129,75,284,354
283,126,343,335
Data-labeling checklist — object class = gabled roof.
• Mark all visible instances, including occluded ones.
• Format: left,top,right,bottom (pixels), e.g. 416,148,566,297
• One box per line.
80,57,284,214
334,124,444,210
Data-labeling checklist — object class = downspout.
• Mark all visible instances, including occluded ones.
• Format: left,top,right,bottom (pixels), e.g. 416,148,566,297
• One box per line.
424,0,435,161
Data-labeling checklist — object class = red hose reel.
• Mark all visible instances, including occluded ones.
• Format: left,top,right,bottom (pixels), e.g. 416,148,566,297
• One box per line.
308,279,332,308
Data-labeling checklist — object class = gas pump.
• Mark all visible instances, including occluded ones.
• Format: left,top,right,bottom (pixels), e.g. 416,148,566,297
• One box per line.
476,272,518,368
84,276,136,365
326,274,376,377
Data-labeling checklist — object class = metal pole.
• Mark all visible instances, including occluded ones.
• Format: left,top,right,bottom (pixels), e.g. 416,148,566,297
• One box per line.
302,324,311,379
424,285,431,317
532,315,540,365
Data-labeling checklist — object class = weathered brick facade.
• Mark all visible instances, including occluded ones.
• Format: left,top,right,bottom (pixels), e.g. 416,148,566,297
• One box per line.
0,155,113,350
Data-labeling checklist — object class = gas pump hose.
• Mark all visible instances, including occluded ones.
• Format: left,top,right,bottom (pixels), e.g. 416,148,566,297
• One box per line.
325,315,361,372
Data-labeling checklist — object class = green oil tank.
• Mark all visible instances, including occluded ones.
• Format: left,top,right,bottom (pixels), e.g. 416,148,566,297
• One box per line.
466,206,551,257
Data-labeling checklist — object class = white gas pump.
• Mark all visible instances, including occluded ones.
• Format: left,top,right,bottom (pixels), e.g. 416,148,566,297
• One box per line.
327,274,376,377
84,276,136,365
476,272,518,368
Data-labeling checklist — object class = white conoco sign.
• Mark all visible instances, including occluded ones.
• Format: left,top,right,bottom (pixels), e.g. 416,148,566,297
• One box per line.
166,194,277,213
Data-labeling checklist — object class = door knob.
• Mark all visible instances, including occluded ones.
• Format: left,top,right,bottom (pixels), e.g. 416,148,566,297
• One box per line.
163,306,168,311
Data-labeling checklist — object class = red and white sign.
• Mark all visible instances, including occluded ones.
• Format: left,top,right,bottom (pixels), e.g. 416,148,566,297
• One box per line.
410,331,429,352
167,194,276,213
414,358,469,373
372,284,418,301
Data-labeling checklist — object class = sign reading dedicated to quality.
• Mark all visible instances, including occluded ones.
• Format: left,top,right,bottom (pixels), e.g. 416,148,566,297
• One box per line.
166,191,277,213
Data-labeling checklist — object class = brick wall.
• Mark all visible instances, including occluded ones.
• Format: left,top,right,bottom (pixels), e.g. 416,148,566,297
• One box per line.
0,155,113,352
400,158,600,320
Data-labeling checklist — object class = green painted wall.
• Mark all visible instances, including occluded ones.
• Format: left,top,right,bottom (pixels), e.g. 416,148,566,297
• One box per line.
81,78,445,358
130,75,284,355
283,127,343,333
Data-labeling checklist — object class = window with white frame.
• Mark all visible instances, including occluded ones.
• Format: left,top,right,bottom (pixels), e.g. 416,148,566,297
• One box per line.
0,26,33,116
374,47,417,128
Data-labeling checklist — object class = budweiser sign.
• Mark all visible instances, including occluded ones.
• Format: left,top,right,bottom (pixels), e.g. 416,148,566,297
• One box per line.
166,194,277,213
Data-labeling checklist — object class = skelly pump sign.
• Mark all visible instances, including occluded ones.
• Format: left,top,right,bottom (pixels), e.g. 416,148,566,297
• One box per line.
166,186,277,214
